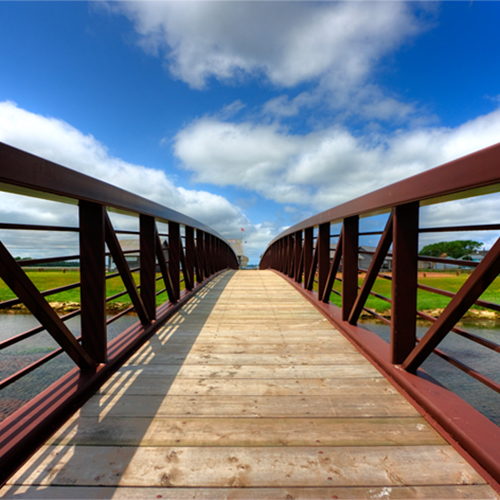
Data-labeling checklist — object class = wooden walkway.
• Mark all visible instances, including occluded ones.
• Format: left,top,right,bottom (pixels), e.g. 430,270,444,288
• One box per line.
2,270,498,499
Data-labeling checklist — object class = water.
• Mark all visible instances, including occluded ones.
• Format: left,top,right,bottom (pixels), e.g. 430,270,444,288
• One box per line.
0,313,138,421
1,313,500,428
361,318,500,427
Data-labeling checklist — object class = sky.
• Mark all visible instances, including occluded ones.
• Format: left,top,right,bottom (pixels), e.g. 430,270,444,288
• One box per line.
1,1,500,264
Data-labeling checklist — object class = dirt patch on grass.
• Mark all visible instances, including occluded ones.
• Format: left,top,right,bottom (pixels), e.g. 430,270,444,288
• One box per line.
1,302,134,315
359,307,499,320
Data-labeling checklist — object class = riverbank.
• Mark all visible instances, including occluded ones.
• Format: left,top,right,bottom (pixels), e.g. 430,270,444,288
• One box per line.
358,308,500,321
1,303,498,321
0,302,134,315
1,270,499,318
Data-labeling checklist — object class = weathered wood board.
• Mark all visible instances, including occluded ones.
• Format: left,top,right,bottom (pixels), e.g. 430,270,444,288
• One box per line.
3,270,497,499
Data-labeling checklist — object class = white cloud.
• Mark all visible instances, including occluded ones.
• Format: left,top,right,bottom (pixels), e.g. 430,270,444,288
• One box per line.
218,100,246,120
173,105,500,214
114,2,424,89
110,1,440,125
174,118,300,185
0,101,261,258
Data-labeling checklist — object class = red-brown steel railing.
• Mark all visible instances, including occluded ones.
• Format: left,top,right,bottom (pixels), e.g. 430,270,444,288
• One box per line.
260,141,500,490
0,142,238,483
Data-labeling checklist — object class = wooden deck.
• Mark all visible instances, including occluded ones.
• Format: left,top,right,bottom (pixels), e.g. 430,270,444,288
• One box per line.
2,270,498,499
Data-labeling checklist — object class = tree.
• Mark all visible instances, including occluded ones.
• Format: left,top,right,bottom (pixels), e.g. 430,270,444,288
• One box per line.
419,240,483,259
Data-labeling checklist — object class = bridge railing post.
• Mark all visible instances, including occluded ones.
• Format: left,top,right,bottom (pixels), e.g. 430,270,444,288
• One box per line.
303,227,313,287
391,202,419,364
185,226,195,291
140,214,156,322
341,216,359,321
287,234,295,277
294,230,303,283
196,229,205,282
169,221,181,301
79,200,107,363
317,223,330,300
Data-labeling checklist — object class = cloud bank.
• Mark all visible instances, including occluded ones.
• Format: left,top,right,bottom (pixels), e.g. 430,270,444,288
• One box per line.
173,107,500,212
0,101,267,258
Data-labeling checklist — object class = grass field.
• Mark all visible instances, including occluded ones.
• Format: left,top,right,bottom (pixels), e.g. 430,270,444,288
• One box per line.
0,270,182,311
0,269,499,317
324,272,500,317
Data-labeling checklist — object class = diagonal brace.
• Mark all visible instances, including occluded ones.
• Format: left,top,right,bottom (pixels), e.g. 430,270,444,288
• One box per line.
321,232,343,303
155,228,176,304
179,241,192,291
403,235,500,373
306,239,319,291
0,241,95,370
105,213,149,324
348,214,393,323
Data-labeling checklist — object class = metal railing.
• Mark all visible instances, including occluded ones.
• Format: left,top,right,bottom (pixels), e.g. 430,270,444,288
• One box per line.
0,142,238,482
260,141,500,488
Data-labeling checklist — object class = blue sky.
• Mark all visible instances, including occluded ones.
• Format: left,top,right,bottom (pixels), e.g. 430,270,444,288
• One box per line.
1,1,500,264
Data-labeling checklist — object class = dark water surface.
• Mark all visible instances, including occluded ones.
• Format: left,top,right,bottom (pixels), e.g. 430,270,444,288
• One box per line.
1,313,499,428
361,318,500,427
0,313,138,421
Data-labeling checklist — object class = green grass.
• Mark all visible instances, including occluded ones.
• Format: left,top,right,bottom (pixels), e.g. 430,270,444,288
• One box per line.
0,270,184,310
324,272,500,315
2,269,499,316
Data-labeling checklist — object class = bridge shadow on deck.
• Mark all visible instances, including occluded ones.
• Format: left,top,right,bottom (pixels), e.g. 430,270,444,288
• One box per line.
2,270,235,499
2,269,497,500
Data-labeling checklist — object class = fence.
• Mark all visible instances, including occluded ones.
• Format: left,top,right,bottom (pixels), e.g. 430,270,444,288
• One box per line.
260,141,500,488
0,142,238,482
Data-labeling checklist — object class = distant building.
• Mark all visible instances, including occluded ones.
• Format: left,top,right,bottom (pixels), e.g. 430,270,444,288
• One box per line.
227,239,249,268
112,239,168,271
463,251,487,263
330,244,392,272
357,245,392,271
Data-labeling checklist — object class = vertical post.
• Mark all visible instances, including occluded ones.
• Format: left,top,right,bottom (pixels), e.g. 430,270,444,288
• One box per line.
206,234,213,276
287,235,294,277
277,240,283,272
282,239,287,274
391,202,419,364
79,201,106,363
317,223,330,299
295,230,303,283
197,229,205,282
303,227,313,287
341,216,359,321
140,214,156,321
215,239,222,271
185,226,195,290
169,221,180,301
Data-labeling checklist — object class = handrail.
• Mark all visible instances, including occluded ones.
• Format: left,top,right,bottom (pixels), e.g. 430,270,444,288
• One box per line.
0,142,229,242
260,141,500,489
267,141,500,245
0,142,239,484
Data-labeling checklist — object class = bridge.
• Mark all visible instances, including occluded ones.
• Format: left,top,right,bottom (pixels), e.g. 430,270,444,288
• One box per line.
0,141,499,498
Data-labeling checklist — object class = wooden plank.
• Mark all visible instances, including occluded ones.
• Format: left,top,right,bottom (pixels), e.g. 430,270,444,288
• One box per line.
98,376,398,396
2,485,498,499
125,352,367,366
115,363,384,379
10,445,485,487
153,332,343,342
47,416,445,447
79,394,420,418
4,269,497,499
134,341,359,355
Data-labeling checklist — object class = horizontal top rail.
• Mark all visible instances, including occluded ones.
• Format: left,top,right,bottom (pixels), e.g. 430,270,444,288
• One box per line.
0,142,229,244
267,141,500,246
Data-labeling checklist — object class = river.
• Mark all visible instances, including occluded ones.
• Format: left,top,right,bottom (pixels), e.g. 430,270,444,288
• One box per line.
0,313,138,421
361,318,500,426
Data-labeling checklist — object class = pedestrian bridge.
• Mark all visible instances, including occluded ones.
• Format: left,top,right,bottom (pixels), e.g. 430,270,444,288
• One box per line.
1,142,500,498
